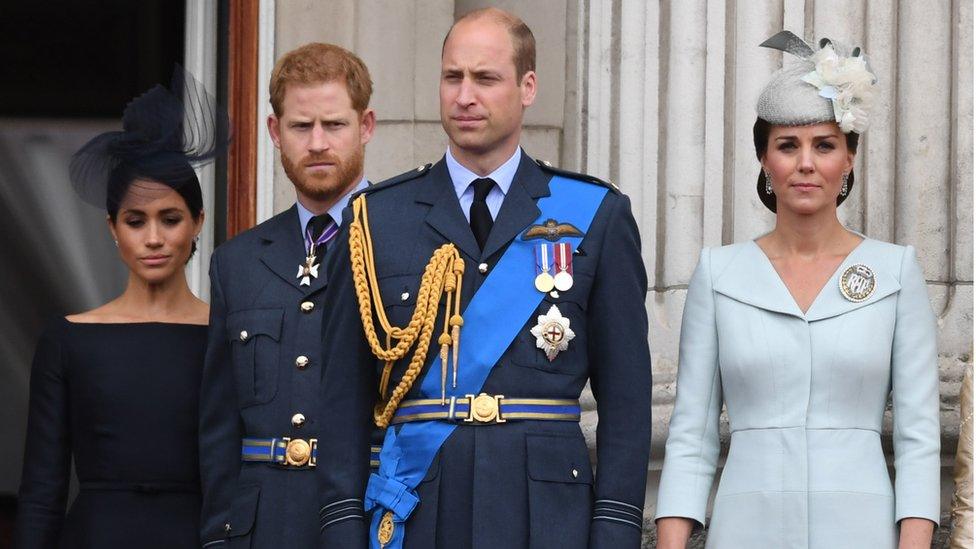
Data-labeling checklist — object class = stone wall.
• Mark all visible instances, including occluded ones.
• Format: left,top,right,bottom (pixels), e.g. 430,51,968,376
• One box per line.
269,0,570,212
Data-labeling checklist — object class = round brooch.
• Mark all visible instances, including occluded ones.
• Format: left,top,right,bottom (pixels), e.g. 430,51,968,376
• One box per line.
839,263,876,302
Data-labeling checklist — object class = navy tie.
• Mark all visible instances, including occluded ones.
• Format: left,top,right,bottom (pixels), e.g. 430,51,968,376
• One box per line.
308,213,336,258
469,178,495,251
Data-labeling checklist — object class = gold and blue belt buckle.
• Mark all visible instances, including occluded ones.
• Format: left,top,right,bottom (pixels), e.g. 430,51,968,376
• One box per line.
391,394,581,425
241,437,318,467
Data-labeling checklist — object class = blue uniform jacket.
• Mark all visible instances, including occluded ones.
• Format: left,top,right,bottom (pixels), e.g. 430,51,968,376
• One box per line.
316,153,653,549
199,206,338,548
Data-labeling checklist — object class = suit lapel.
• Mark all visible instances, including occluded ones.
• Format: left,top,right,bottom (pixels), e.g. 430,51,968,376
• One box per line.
416,153,553,261
481,154,551,260
713,242,806,319
258,206,309,292
804,239,901,321
416,159,482,262
713,239,902,321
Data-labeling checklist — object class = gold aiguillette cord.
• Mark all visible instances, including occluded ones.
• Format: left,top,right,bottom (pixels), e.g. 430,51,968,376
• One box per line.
348,195,465,428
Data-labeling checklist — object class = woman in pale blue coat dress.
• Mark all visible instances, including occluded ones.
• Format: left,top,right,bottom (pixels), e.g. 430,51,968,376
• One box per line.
655,32,940,549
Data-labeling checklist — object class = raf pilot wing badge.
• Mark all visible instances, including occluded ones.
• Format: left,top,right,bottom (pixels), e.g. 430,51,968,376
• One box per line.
522,218,584,242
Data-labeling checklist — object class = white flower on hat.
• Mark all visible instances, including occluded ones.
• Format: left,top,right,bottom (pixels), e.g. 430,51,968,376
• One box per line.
801,43,877,133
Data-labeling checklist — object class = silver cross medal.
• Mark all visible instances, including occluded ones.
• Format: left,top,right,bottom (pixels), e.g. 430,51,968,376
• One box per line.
297,251,319,286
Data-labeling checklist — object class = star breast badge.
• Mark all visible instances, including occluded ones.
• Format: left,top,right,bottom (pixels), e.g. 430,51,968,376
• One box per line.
530,304,576,361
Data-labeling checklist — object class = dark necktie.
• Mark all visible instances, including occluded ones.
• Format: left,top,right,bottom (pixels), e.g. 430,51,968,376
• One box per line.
307,213,337,259
469,178,495,251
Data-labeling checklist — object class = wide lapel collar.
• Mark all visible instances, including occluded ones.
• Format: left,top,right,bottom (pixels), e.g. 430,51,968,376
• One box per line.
481,152,550,259
258,205,308,292
712,242,806,319
416,158,482,262
804,238,901,322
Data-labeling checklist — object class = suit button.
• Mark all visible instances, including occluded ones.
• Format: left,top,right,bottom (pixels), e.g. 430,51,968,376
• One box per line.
571,469,579,479
478,263,488,274
295,355,309,369
224,522,232,533
400,292,410,302
291,413,306,427
300,301,314,313
239,330,248,342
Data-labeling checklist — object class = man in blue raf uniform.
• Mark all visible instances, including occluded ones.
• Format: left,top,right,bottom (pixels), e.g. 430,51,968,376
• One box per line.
199,43,376,547
317,8,652,548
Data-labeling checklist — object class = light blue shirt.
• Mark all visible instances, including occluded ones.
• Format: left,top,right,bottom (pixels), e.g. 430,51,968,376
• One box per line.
296,176,369,237
446,147,521,222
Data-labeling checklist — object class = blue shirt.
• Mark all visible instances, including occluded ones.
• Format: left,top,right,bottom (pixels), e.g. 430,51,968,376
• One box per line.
296,177,369,236
446,147,521,222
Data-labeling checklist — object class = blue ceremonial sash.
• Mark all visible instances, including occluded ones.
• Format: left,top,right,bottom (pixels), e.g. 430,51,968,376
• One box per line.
364,176,608,548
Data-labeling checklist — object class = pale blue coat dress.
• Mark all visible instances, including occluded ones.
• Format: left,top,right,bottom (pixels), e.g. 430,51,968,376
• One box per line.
656,238,941,548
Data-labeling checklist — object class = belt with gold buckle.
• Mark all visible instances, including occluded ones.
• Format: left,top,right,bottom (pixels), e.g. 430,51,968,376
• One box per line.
241,437,318,467
391,394,581,425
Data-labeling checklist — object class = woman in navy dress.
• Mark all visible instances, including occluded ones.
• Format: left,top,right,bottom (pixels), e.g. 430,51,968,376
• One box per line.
14,68,227,548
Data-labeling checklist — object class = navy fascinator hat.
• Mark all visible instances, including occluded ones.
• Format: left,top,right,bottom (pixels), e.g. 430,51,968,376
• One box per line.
69,65,230,213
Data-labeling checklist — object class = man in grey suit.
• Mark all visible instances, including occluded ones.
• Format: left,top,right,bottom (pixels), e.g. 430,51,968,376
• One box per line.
198,42,376,548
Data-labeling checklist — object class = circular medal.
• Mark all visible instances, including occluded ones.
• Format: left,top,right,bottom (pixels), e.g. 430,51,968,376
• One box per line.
839,263,876,302
553,271,573,292
534,272,555,292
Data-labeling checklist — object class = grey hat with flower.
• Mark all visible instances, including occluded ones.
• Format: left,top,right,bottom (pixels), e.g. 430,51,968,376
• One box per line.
753,30,879,212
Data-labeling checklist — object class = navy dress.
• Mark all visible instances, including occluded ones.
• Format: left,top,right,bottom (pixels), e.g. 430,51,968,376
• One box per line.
15,318,207,549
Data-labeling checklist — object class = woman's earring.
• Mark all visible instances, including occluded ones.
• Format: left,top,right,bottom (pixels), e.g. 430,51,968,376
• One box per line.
764,171,773,195
114,240,119,247
840,172,849,197
193,235,200,243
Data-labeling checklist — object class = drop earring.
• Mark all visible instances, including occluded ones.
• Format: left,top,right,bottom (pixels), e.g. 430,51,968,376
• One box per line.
764,171,773,195
840,172,849,197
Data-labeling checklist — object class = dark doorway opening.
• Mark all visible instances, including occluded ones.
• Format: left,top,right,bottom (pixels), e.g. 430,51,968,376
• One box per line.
0,1,185,117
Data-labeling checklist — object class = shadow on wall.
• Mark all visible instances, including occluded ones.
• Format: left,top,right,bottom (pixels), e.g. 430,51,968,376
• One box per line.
0,1,187,517
0,120,128,499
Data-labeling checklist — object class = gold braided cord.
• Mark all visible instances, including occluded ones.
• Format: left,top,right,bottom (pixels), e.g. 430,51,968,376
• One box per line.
349,195,464,428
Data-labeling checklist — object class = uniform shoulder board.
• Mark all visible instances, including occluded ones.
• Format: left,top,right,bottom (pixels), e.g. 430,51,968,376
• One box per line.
363,163,433,195
534,159,620,193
